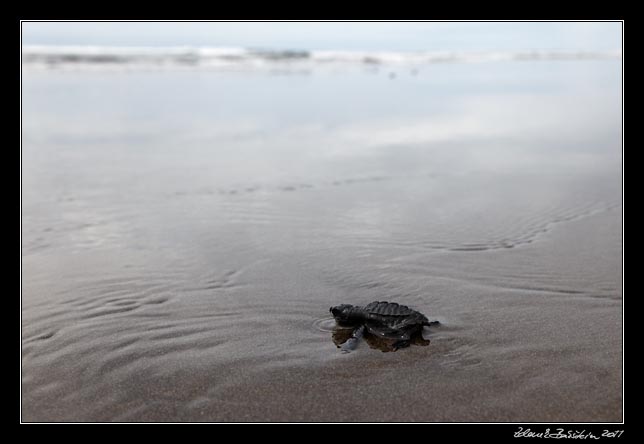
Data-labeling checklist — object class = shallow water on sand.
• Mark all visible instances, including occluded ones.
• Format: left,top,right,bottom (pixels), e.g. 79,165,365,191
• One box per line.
22,60,622,422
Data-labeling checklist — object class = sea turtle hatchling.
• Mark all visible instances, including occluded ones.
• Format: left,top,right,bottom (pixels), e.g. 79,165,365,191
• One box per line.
329,301,439,352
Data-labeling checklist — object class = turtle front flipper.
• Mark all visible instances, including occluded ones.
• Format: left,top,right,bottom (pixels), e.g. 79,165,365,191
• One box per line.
338,325,364,353
331,325,355,347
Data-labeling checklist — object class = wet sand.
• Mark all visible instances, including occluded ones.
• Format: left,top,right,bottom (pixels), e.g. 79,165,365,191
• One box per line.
22,60,622,422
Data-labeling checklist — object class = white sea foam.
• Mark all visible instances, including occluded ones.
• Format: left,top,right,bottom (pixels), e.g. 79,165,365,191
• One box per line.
21,45,622,71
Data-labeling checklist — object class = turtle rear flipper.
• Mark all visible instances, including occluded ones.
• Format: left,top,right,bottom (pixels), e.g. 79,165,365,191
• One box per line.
392,340,411,350
411,331,430,346
394,330,430,350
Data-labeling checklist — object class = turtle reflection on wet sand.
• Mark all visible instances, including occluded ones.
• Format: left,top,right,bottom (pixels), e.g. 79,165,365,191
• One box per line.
329,301,440,353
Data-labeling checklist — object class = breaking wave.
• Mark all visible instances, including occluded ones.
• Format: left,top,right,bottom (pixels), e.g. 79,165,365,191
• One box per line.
21,45,622,71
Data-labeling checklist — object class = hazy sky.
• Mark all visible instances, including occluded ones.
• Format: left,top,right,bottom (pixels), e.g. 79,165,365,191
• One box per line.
21,21,622,52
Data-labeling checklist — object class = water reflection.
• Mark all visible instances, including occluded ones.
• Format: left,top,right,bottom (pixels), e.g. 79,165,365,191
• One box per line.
331,324,431,353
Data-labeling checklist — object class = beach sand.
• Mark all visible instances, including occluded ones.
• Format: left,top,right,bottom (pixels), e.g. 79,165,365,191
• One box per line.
21,60,622,422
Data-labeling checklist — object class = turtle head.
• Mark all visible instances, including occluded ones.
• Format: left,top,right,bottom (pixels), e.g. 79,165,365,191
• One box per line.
330,304,360,325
